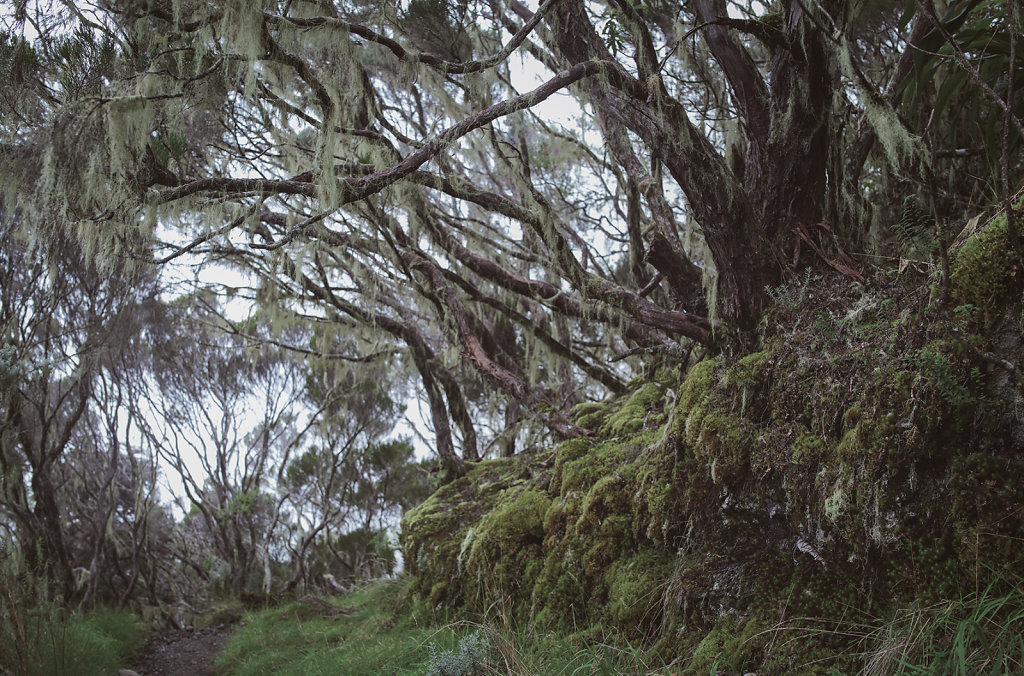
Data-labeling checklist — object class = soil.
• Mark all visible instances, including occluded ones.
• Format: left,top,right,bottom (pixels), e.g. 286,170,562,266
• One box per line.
128,625,236,676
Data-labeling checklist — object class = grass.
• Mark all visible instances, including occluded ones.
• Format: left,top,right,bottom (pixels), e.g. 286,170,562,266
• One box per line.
215,577,458,675
751,573,1024,676
215,573,1024,674
0,603,146,675
1,555,146,675
856,578,1024,676
214,577,672,675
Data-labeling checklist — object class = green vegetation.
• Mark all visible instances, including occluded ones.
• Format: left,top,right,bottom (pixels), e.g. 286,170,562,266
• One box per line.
210,573,1024,674
2,2,1023,673
215,577,674,675
855,576,1024,675
396,215,1024,672
0,602,145,676
950,199,1024,315
216,579,445,675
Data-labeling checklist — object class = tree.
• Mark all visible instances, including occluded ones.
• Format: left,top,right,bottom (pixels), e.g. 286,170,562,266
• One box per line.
0,0,1020,476
0,211,166,604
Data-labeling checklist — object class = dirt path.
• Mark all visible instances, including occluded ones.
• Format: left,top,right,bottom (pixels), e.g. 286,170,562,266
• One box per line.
127,625,236,676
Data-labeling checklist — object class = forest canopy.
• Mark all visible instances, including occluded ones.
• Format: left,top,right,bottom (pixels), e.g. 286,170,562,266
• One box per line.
0,0,1022,609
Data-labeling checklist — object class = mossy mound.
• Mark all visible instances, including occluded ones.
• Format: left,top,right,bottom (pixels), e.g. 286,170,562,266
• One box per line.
400,453,551,610
950,197,1024,316
401,213,1024,671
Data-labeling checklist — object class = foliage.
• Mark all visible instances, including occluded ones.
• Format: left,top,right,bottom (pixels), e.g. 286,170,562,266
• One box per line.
1,0,1023,670
426,630,489,676
854,573,1024,675
216,577,672,675
0,552,145,675
215,578,457,676
401,237,1024,671
4,0,1019,479
898,0,1024,206
0,211,171,606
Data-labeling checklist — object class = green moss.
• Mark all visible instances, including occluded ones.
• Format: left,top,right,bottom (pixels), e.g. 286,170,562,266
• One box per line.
677,358,721,415
400,456,545,608
600,382,667,436
543,500,566,540
551,437,593,492
726,346,773,387
463,488,551,606
950,204,1024,312
791,432,826,464
469,489,550,552
575,475,630,525
694,413,747,485
582,533,625,578
559,438,639,495
604,550,675,640
834,428,859,462
683,616,766,676
555,438,591,464
573,474,637,578
573,401,608,430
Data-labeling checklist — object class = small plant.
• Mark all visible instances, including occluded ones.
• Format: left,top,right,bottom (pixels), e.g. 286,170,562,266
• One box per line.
892,195,937,253
952,303,979,321
600,0,648,56
766,268,817,311
914,349,986,408
426,629,490,676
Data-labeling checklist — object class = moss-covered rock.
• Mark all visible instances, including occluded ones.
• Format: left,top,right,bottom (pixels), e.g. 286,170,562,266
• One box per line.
572,401,609,430
604,550,675,641
400,455,546,609
462,488,550,613
401,264,1024,673
600,382,668,436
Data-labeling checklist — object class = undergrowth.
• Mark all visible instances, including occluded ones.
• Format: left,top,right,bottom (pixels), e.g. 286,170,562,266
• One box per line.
215,576,672,675
0,555,145,676
856,572,1024,676
211,572,1024,674
0,607,144,676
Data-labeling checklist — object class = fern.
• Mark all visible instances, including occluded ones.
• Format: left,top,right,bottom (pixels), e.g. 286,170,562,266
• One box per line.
893,195,936,250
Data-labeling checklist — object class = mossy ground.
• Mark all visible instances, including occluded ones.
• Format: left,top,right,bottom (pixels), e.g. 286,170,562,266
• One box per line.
399,211,1024,673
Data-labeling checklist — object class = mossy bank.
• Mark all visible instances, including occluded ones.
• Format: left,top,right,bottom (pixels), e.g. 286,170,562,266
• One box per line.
401,207,1024,674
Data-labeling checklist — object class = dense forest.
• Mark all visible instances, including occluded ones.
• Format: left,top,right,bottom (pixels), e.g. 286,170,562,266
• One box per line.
1,0,1023,673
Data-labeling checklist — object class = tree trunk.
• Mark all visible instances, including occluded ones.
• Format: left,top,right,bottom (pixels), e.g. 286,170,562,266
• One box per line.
546,0,839,343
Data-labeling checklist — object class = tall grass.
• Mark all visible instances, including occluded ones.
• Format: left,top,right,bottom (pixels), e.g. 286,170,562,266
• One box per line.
857,578,1024,676
1,552,145,675
754,573,1024,675
214,574,1024,674
215,577,670,676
